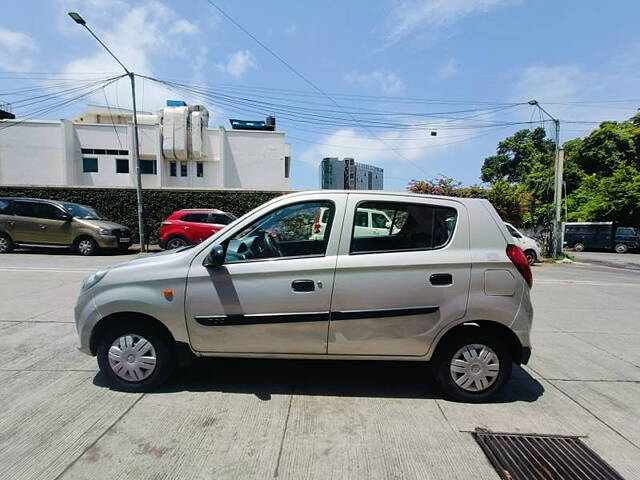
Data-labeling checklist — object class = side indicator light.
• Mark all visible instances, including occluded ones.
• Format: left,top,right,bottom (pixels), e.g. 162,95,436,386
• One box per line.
163,289,174,300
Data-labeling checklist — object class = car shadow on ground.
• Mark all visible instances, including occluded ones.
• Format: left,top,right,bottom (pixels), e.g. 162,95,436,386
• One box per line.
93,358,544,404
11,247,140,256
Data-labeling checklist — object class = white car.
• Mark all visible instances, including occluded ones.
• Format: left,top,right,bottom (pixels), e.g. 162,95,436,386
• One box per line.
504,222,541,265
312,206,395,240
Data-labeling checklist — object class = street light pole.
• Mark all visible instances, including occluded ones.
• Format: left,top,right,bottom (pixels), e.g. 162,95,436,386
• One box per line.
528,99,563,257
68,12,146,252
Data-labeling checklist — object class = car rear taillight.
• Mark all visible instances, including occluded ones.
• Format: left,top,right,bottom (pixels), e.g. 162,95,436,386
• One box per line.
506,244,533,288
313,211,321,234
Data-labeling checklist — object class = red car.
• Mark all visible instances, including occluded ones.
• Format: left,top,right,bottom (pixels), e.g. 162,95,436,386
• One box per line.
159,209,236,249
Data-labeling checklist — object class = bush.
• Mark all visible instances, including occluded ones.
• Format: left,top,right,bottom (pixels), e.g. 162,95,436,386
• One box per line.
0,186,285,242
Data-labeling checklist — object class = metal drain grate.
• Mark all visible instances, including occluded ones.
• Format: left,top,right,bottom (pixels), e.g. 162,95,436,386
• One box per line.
472,429,625,480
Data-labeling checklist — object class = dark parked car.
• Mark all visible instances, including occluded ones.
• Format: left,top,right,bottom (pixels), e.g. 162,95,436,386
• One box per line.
564,222,639,253
0,197,132,255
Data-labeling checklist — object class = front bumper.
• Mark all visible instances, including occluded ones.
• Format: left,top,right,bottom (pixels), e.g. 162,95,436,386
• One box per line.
74,290,101,355
96,235,132,249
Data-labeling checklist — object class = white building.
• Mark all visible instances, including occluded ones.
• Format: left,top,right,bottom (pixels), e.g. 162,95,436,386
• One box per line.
0,102,291,190
320,157,383,190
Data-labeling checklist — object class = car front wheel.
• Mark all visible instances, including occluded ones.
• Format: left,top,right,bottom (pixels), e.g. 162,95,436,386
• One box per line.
573,243,585,252
97,322,176,392
524,249,537,265
433,333,512,403
77,237,99,256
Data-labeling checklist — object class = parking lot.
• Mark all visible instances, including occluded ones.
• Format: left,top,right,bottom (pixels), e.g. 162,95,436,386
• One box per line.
0,250,639,479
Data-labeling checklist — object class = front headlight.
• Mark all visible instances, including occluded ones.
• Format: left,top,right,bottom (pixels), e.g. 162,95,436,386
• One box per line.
98,228,112,235
82,270,108,291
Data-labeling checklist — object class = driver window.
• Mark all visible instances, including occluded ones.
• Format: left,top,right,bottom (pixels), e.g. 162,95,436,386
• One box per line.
225,201,335,263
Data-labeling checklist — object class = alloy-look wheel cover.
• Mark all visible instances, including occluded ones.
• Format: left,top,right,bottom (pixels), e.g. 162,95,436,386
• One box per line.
78,239,94,255
108,334,157,382
167,238,187,249
0,237,8,252
450,343,500,392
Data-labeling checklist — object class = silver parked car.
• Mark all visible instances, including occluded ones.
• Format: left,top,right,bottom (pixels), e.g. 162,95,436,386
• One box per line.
75,191,533,402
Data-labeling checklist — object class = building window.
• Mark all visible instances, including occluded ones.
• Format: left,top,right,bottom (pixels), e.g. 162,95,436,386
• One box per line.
169,161,177,177
180,162,188,177
82,148,128,155
196,162,204,178
284,156,291,178
82,157,98,173
140,159,157,175
116,159,129,174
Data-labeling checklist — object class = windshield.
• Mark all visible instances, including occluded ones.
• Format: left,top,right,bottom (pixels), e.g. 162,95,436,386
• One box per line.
62,203,104,220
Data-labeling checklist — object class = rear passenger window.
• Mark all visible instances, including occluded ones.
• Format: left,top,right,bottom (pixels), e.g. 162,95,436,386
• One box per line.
350,201,457,254
181,213,209,223
0,199,12,214
14,201,38,218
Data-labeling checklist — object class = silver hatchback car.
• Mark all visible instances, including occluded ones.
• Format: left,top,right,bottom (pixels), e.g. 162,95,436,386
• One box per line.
75,191,533,402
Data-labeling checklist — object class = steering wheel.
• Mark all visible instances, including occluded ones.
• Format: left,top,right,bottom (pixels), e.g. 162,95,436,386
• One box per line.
263,230,283,257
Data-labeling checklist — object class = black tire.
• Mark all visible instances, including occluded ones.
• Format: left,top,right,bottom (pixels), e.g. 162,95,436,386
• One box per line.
614,243,629,254
96,321,176,393
524,249,537,265
76,236,99,256
0,233,14,253
573,243,585,252
165,236,189,250
432,332,512,403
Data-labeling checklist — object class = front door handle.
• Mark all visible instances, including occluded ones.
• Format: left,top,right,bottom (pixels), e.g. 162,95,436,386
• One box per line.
8,221,15,227
429,273,453,286
39,225,47,230
292,279,315,292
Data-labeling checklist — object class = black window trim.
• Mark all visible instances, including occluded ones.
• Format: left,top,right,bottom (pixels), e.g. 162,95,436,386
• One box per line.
221,199,337,265
13,199,67,220
348,199,458,256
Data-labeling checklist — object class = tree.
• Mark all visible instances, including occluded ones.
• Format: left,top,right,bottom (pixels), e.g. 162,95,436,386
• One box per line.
481,128,555,184
407,176,529,226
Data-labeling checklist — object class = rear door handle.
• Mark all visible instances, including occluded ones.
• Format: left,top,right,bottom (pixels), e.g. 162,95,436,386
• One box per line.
39,225,47,230
429,273,453,286
292,279,315,292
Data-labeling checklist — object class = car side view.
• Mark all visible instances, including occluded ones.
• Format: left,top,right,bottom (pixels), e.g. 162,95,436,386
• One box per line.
0,197,132,255
75,191,533,402
504,222,541,265
158,208,236,249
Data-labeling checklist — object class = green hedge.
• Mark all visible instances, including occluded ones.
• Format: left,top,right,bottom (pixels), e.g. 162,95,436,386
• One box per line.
0,186,286,242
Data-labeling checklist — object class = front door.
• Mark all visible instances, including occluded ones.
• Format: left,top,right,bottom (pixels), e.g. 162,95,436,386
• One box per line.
185,196,345,354
328,195,471,356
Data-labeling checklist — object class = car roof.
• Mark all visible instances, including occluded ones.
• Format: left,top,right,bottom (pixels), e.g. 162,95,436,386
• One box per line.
175,208,225,214
280,190,487,205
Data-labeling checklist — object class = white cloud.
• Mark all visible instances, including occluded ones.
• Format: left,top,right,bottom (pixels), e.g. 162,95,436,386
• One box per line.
437,57,458,79
58,0,204,111
169,19,198,35
344,70,405,95
217,50,257,78
511,58,640,134
385,0,513,45
0,28,37,71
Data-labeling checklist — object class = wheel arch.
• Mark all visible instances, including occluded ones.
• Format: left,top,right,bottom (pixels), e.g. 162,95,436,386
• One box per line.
89,311,194,366
431,320,525,365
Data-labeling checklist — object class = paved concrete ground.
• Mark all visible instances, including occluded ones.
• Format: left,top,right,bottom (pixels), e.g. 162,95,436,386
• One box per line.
0,250,639,479
573,250,640,270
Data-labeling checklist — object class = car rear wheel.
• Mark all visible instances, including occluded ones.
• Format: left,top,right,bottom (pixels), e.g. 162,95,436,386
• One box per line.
77,237,98,256
524,249,537,265
433,333,512,403
97,322,175,392
0,233,14,253
166,236,188,249
614,243,629,254
573,243,585,252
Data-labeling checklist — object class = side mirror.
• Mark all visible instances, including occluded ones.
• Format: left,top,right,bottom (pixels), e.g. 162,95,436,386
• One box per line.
512,232,522,239
203,244,225,268
385,221,392,228
59,212,72,221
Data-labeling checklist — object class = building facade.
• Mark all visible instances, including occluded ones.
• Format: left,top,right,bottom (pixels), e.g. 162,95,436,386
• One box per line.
0,103,291,191
320,157,383,190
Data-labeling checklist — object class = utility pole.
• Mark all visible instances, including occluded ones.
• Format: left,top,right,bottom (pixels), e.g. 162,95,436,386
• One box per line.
528,99,563,257
68,12,146,252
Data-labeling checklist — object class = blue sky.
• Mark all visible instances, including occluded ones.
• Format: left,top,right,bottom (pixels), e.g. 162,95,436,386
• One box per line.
1,0,639,190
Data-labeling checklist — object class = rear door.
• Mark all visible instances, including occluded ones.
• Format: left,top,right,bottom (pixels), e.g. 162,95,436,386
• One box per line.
181,212,215,244
12,201,40,243
328,195,471,356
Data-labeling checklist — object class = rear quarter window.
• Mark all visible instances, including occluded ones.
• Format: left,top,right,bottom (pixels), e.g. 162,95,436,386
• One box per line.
0,199,12,215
